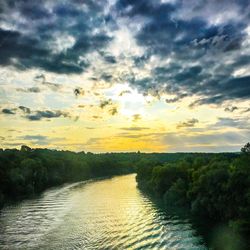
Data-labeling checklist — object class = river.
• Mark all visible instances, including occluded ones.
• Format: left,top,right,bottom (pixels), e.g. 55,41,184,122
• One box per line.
0,174,208,249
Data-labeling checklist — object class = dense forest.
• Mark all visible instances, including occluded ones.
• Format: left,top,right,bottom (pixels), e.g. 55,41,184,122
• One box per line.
0,145,137,208
0,145,239,209
136,143,250,247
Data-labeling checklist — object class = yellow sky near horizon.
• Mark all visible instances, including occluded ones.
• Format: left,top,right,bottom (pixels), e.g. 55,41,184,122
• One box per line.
0,68,249,153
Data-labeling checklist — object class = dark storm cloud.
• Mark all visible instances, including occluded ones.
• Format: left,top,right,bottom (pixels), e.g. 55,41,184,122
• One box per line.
0,0,113,74
1,0,250,106
115,0,250,105
190,76,250,106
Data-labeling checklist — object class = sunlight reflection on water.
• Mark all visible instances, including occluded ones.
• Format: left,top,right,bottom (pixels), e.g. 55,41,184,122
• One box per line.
0,174,207,249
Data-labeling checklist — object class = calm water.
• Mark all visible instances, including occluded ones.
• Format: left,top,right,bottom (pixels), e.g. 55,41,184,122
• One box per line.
0,174,207,249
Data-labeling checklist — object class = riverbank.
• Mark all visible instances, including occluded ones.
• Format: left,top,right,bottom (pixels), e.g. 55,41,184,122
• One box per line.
135,147,250,249
1,146,234,209
0,147,135,208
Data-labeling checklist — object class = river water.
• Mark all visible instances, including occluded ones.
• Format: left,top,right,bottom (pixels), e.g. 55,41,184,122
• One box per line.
0,174,208,249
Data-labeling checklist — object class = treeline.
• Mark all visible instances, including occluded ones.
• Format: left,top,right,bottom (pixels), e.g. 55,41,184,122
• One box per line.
0,145,245,213
0,146,207,207
0,145,137,207
136,143,250,243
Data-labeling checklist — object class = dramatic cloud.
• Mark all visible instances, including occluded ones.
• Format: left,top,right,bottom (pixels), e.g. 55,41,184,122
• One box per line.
0,0,249,152
1,0,249,106
0,0,112,74
115,0,250,105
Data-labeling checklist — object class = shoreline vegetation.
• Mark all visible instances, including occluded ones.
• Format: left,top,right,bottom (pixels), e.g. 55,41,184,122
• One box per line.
135,143,250,249
0,145,136,208
0,145,237,208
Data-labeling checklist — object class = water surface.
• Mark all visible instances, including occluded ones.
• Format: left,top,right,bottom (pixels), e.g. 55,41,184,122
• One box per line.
0,174,207,249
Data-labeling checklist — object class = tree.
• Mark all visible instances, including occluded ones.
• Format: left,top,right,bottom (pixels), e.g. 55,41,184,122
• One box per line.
241,143,250,154
21,145,32,152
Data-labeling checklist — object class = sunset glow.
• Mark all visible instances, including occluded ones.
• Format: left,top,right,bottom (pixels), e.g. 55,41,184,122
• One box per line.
0,0,249,152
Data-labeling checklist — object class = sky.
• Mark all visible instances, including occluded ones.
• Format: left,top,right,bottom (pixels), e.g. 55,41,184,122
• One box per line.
0,0,249,152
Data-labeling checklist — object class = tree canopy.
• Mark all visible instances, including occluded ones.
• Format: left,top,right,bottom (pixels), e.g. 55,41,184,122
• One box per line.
135,143,250,247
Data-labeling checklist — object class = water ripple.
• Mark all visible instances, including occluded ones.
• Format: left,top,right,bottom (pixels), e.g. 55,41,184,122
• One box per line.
0,174,207,249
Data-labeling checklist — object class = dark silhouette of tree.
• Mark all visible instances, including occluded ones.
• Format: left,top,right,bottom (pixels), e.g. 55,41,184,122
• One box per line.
21,145,32,152
241,142,250,154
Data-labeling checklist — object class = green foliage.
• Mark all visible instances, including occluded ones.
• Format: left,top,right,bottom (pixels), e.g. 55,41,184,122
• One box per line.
135,143,250,239
163,178,188,206
0,147,137,207
0,146,234,208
